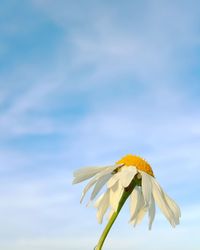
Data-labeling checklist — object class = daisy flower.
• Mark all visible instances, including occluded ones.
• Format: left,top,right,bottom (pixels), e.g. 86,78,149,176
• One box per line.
73,154,181,249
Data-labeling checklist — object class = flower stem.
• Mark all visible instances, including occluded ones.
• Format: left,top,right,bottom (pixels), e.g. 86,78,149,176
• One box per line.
95,179,137,250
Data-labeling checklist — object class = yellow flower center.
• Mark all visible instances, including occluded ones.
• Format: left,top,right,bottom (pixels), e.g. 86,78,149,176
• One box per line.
116,154,154,177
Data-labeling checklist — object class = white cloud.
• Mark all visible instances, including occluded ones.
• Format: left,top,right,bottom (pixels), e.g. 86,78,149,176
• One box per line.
31,0,200,84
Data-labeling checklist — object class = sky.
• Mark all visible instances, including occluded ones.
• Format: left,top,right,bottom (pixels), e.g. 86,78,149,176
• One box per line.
0,0,200,249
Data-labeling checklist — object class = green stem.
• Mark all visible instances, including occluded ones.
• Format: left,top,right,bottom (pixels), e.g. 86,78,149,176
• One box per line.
94,179,137,250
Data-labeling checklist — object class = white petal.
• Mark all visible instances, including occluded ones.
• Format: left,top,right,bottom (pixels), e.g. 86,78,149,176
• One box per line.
164,193,181,224
140,171,152,206
165,193,181,217
148,195,156,230
90,173,112,200
109,181,124,211
133,206,147,226
151,178,176,227
95,190,110,224
80,165,119,203
73,164,122,184
107,172,120,188
129,186,141,221
94,193,104,208
73,166,108,184
119,167,137,188
130,187,146,225
80,177,98,203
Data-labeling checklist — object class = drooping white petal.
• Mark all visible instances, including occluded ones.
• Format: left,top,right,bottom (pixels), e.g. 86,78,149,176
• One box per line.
80,165,119,203
148,195,156,230
94,193,104,208
107,172,121,188
140,171,152,206
119,167,137,188
94,190,110,224
80,176,99,203
90,173,112,201
133,206,148,226
129,186,142,221
73,166,108,184
130,187,147,225
164,193,181,224
73,164,123,184
151,178,176,227
109,181,124,211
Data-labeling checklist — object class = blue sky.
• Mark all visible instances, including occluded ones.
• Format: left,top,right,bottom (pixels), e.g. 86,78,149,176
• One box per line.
0,0,200,249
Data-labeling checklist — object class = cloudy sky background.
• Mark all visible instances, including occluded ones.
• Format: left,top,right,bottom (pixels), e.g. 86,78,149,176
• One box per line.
0,0,200,249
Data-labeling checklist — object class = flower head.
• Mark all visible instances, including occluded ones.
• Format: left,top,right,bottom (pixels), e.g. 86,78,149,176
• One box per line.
73,154,181,230
116,154,154,177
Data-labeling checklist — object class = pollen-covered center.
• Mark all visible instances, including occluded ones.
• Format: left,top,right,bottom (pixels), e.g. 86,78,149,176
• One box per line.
116,154,154,177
